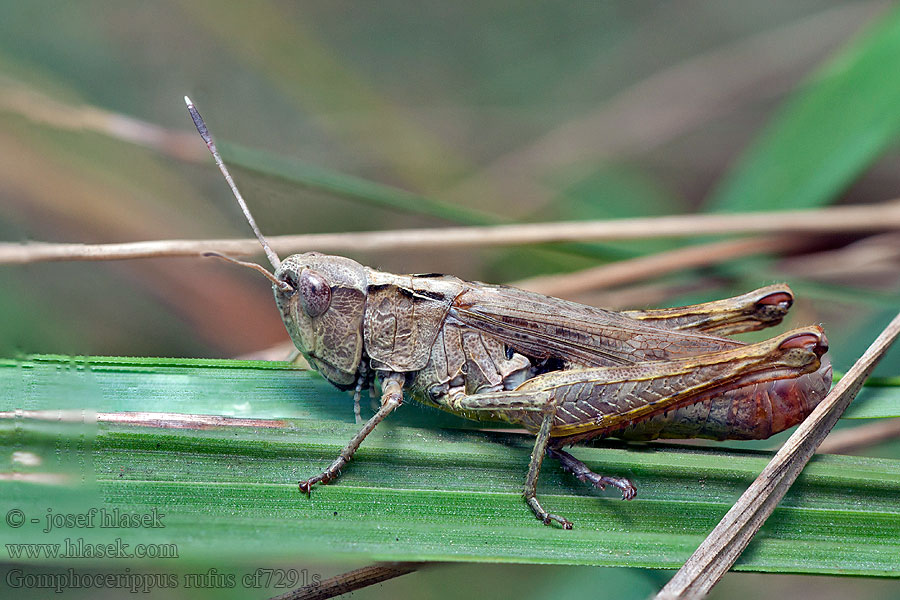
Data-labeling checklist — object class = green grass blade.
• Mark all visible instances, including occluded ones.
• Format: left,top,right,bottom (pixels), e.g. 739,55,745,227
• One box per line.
1,356,899,575
220,142,498,226
843,376,900,418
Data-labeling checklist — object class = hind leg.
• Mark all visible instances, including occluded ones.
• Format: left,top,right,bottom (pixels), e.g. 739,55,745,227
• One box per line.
548,447,636,500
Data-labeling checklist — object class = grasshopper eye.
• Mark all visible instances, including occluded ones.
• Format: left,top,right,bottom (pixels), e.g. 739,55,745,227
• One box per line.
299,270,331,318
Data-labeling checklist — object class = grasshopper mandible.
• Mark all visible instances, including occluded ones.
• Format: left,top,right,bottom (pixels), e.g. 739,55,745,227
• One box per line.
184,97,831,529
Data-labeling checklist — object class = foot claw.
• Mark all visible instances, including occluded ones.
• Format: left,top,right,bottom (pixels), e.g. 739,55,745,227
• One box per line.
528,497,573,529
299,470,334,496
538,512,573,529
298,479,318,496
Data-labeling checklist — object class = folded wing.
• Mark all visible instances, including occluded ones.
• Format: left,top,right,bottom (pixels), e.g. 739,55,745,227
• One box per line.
449,283,743,368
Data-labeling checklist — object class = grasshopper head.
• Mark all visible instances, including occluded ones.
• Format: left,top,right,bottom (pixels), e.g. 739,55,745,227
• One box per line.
274,253,368,388
184,98,368,388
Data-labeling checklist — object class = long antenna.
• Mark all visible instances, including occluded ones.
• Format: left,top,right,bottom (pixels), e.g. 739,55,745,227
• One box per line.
203,252,291,292
184,96,282,270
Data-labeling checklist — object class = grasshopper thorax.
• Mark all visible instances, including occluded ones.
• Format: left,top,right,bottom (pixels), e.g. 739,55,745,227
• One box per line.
274,253,368,389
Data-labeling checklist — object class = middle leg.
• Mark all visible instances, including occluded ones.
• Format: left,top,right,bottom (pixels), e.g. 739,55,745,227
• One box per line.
448,389,573,528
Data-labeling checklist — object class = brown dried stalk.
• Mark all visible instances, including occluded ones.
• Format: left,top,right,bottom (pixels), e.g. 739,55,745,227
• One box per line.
0,77,204,162
267,562,425,600
1,202,898,265
511,235,806,296
816,418,900,454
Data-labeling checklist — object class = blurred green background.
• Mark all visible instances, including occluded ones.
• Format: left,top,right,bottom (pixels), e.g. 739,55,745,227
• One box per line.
1,1,900,598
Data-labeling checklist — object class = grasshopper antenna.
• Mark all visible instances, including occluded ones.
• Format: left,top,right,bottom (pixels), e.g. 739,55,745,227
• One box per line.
184,95,282,270
203,252,291,292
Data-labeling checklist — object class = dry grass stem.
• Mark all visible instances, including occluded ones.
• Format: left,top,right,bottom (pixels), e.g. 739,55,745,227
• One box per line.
0,409,288,430
656,310,900,599
817,418,900,454
2,202,898,265
270,562,424,600
779,232,900,283
0,77,204,162
512,235,806,296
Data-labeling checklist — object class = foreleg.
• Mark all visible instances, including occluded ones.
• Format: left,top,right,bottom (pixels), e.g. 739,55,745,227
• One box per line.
299,372,404,494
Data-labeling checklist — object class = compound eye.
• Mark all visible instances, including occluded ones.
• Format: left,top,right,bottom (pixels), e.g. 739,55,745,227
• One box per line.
298,270,331,318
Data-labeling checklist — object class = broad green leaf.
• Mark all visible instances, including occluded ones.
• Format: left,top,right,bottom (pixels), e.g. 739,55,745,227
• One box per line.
1,356,899,575
709,6,900,212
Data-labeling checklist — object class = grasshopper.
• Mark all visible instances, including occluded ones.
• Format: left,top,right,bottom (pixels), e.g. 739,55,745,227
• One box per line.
185,97,831,529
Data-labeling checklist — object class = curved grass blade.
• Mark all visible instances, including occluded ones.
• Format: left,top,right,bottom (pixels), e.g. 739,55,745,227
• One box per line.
709,6,900,212
219,142,497,226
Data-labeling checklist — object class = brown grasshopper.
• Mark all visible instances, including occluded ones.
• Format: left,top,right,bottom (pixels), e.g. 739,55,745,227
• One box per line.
185,97,831,529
